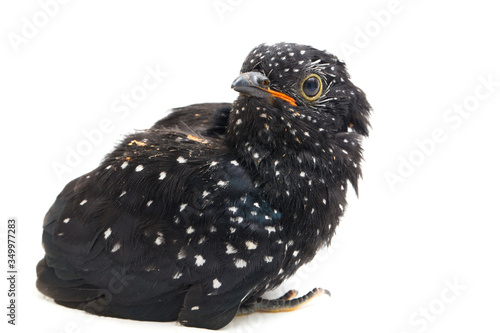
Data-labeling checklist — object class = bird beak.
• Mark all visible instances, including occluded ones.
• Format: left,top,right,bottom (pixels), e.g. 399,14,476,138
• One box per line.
231,72,297,106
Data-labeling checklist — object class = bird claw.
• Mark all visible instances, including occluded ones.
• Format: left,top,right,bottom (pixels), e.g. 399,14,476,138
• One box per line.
238,288,330,315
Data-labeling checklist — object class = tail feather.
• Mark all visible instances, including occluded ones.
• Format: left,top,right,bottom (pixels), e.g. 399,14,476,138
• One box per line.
36,258,103,304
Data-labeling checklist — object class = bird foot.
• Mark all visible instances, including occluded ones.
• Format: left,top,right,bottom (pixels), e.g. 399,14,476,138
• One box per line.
238,288,330,315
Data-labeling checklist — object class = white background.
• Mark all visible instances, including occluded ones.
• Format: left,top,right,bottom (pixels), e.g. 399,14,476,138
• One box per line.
1,0,499,332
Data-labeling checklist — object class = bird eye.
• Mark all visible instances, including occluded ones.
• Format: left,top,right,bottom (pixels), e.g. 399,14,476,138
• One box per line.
300,74,323,102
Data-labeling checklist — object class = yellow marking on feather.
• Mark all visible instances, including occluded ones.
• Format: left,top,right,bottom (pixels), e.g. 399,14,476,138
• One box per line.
128,140,147,146
187,135,209,144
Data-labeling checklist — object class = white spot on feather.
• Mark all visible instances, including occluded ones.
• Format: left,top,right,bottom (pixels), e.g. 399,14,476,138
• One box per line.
155,232,164,245
226,244,237,254
104,228,112,239
230,216,244,223
246,241,258,250
194,255,206,266
213,278,222,289
234,259,247,268
178,248,187,259
111,242,121,252
217,180,229,187
265,226,276,234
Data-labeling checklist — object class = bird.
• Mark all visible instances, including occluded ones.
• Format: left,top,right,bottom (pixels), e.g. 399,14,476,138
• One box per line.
36,42,371,330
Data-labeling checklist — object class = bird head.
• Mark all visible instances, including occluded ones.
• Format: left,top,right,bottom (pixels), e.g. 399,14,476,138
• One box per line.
229,42,371,146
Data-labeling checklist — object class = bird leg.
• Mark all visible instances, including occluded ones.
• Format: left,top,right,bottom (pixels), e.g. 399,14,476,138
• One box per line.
276,289,299,301
238,288,330,315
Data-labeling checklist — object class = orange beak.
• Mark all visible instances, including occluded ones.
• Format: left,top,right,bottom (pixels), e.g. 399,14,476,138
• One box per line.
265,88,297,106
231,72,297,106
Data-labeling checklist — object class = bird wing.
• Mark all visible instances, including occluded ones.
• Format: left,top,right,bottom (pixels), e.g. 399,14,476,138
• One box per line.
151,102,231,136
39,104,285,327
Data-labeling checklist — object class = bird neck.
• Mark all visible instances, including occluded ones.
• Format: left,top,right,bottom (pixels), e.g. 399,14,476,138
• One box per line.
225,99,355,264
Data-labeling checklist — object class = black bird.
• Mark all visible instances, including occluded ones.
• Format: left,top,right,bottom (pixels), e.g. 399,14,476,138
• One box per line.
37,42,371,330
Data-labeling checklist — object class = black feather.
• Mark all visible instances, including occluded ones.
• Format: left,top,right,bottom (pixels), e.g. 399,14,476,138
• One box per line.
37,42,371,329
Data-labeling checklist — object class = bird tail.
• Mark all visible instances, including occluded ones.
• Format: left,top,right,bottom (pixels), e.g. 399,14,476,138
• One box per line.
36,257,104,308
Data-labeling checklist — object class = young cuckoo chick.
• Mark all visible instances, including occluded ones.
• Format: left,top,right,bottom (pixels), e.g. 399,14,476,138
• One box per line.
37,42,371,330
